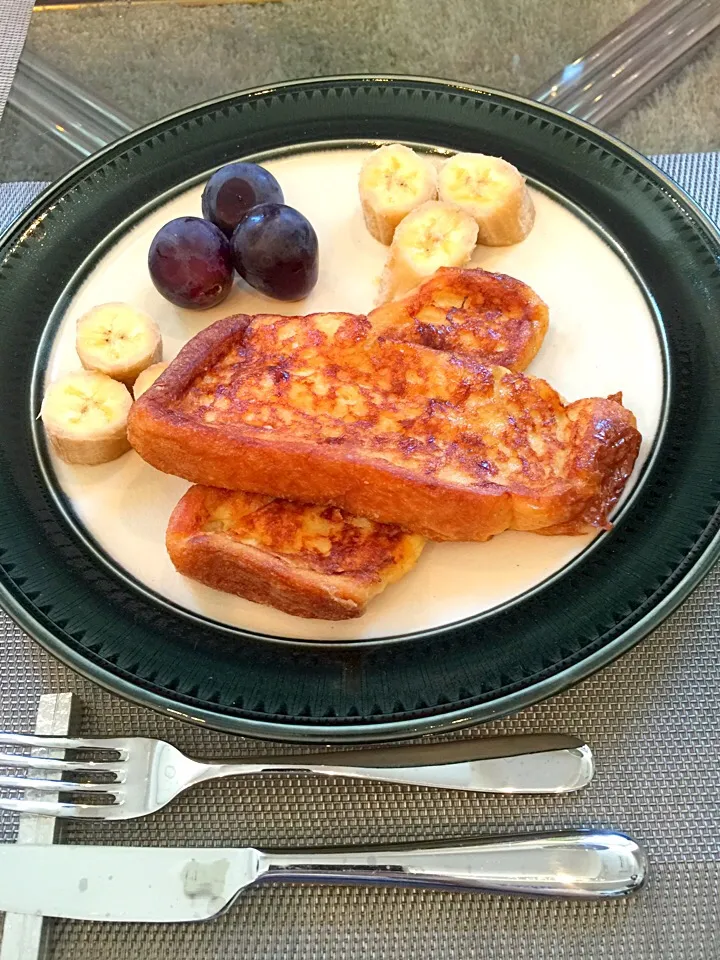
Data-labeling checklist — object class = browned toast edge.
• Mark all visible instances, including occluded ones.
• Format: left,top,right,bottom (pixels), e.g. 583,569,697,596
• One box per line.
368,267,550,371
129,314,641,542
166,485,423,621
128,314,510,541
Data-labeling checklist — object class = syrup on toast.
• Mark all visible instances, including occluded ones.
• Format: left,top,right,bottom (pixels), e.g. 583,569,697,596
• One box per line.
129,307,640,543
166,486,424,620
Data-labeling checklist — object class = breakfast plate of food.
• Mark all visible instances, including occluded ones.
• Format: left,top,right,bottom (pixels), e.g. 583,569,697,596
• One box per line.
1,76,719,740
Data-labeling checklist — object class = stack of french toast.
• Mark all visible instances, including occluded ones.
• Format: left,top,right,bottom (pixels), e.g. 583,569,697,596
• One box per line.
127,266,641,621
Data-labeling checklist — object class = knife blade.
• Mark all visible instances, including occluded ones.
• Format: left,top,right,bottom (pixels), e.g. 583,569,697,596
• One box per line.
0,845,255,922
0,832,647,921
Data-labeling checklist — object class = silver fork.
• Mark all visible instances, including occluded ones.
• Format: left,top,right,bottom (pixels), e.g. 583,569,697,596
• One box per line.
0,733,593,820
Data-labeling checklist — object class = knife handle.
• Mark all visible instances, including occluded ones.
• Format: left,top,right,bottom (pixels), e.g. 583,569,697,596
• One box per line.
202,738,594,795
260,831,647,899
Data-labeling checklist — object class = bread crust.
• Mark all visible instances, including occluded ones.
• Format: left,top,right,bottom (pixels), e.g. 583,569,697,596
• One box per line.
166,486,424,620
368,267,548,370
128,312,641,542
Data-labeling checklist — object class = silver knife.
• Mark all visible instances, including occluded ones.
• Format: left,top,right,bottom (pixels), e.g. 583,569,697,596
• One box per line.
0,833,647,920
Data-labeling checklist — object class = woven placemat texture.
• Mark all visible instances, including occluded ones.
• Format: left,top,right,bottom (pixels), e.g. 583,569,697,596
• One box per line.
1,152,719,958
0,0,33,124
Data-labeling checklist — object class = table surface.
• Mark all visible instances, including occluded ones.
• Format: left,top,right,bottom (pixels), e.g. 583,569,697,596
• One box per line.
1,519,719,960
1,4,720,958
3,0,720,181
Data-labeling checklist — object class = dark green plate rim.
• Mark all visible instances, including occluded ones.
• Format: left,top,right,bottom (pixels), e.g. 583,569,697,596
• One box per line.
1,74,719,742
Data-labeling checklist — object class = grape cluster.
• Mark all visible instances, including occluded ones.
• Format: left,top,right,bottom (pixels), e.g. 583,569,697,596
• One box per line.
148,163,319,309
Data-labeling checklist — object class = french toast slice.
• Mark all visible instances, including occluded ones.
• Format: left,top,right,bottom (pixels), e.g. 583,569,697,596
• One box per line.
368,267,548,370
166,486,425,620
129,308,641,543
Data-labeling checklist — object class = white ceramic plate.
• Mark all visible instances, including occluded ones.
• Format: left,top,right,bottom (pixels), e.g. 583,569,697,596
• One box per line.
42,146,664,641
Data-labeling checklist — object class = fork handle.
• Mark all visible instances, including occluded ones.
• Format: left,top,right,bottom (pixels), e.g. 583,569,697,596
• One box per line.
260,831,647,899
199,738,593,794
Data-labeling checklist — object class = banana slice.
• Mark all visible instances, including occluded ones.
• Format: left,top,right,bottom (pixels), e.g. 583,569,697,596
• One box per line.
359,144,438,245
76,302,162,385
41,371,133,465
438,153,535,246
377,200,478,303
133,361,170,399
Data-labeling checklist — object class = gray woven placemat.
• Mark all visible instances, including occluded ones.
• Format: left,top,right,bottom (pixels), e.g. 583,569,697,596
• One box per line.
1,152,719,959
0,0,33,124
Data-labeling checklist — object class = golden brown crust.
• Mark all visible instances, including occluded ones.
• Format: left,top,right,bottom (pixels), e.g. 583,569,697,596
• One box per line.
128,310,641,542
369,267,548,370
534,394,641,535
166,486,424,620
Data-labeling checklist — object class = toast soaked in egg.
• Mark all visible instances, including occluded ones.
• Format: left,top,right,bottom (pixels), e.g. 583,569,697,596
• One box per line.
129,303,640,544
166,486,424,620
159,268,553,619
368,266,548,370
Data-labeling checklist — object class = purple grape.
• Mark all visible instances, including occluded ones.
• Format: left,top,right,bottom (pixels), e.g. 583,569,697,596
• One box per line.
231,204,319,301
201,162,284,237
148,217,234,310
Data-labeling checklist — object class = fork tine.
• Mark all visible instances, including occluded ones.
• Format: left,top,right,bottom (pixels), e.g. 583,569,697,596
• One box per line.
0,732,128,754
0,774,122,795
0,797,114,819
0,752,126,779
